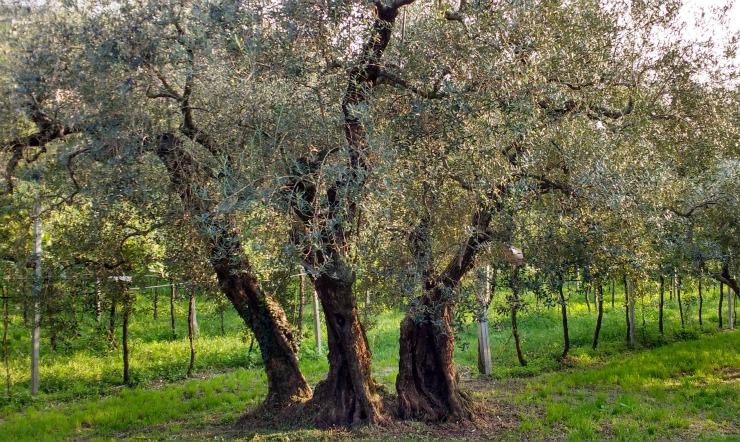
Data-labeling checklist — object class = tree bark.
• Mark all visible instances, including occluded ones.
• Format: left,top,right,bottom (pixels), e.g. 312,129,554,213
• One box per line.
284,1,416,425
659,275,665,334
592,282,604,350
211,240,312,406
156,134,311,407
187,289,196,377
311,267,385,426
397,210,492,422
397,296,470,422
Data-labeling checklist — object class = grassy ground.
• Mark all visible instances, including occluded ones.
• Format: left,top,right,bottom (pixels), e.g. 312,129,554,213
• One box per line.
0,282,737,441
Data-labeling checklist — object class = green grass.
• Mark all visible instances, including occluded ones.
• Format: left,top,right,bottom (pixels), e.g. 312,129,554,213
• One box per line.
0,283,737,441
513,331,739,441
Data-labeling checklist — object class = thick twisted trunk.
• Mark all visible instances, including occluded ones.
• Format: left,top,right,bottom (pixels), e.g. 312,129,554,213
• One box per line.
156,133,310,407
311,266,383,426
209,223,311,407
396,211,491,422
397,286,471,422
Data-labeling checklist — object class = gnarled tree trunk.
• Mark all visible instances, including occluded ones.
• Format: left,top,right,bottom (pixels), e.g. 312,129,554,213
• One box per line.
397,284,471,422
396,210,492,422
311,265,384,426
156,133,310,407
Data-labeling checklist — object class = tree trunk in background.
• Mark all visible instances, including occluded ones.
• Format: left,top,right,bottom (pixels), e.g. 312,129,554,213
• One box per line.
584,284,591,313
95,278,102,322
108,298,117,348
153,288,158,320
592,283,604,350
698,277,703,327
729,279,735,330
510,267,527,366
312,288,322,354
364,288,371,324
219,303,225,336
122,295,131,386
611,279,615,309
719,282,724,328
191,286,199,336
677,274,684,328
624,275,630,342
628,279,636,347
31,191,42,396
169,281,176,338
558,274,570,358
3,289,11,398
187,289,196,377
476,266,492,375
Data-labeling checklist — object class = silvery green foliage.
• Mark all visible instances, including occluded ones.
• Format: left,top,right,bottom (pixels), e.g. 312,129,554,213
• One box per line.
1,0,737,310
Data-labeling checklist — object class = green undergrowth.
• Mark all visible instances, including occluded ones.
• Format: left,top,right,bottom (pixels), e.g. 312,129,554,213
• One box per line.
513,330,739,441
0,284,736,440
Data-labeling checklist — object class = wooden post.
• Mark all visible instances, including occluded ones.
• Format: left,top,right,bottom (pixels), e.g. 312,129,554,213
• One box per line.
2,288,11,399
31,191,42,397
170,281,176,338
476,266,492,375
313,288,322,353
94,277,102,322
297,273,305,344
728,281,735,330
659,275,664,334
698,276,703,328
719,282,724,329
187,288,196,377
122,297,130,385
152,277,158,320
628,279,636,348
677,274,684,328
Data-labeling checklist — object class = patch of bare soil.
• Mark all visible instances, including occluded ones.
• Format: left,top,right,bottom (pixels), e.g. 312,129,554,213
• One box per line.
715,366,740,382
231,376,522,441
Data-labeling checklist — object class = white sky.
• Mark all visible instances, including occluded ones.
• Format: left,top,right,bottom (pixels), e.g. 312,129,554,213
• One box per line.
680,0,739,57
